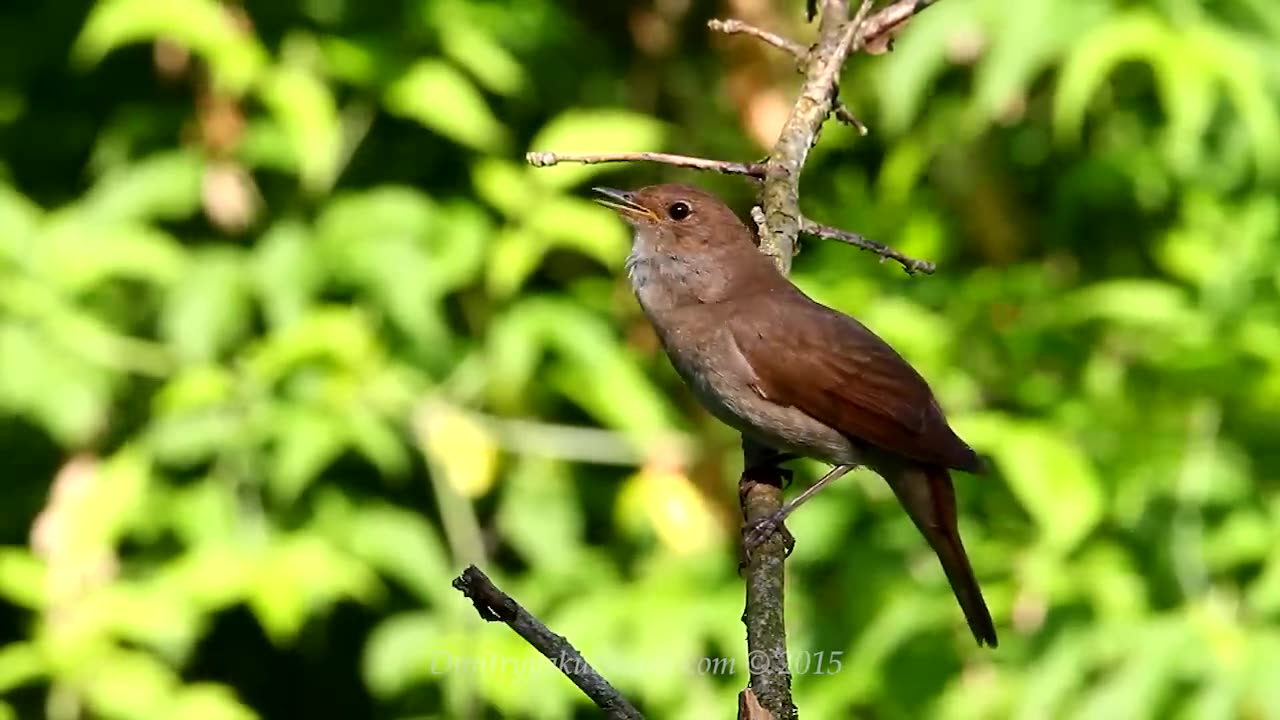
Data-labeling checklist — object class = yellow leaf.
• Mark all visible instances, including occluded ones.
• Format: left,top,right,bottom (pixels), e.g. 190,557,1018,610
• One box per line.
417,404,499,498
627,462,721,555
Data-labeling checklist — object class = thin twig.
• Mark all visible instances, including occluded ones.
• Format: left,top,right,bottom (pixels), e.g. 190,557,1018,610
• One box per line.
800,217,936,274
526,151,765,178
452,565,645,720
709,18,807,56
709,19,867,135
861,0,941,54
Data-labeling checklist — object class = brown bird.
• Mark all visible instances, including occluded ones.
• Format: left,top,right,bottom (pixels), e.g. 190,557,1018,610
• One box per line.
594,183,997,647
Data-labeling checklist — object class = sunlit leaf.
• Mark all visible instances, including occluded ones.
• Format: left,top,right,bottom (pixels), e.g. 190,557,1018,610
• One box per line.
81,648,178,719
0,550,47,610
525,196,631,270
79,150,205,222
497,459,583,572
248,535,377,644
169,684,258,720
417,402,499,498
257,66,343,192
440,25,528,97
0,642,43,694
251,220,322,330
384,60,508,152
994,422,1104,552
269,408,347,504
159,248,251,362
75,0,268,93
333,502,454,606
363,612,444,697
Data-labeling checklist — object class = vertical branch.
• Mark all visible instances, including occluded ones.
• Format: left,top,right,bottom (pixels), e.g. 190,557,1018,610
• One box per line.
756,0,871,272
740,2,872,718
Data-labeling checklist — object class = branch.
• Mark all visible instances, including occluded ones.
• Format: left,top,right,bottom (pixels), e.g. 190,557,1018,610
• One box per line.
738,4,877,717
709,19,867,135
800,218,936,274
527,151,765,178
756,0,874,274
452,565,645,720
861,0,941,54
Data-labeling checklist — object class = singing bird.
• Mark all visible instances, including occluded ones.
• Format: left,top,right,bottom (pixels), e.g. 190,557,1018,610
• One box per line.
594,183,997,647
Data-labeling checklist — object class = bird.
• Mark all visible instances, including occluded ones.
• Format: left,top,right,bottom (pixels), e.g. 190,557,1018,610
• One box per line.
593,182,997,647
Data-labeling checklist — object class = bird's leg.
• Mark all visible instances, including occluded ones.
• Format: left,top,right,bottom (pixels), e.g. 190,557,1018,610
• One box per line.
742,448,798,488
742,463,856,558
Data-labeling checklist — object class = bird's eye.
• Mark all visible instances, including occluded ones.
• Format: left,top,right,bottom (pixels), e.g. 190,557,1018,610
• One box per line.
667,201,692,221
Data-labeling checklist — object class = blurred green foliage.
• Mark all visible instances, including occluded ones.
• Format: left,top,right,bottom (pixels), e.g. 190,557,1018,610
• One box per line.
2,0,1280,718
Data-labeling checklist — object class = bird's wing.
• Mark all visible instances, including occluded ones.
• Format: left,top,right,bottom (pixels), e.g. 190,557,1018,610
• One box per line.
730,294,982,472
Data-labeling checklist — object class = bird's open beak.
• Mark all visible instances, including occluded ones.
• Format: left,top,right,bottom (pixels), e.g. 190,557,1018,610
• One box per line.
592,187,656,220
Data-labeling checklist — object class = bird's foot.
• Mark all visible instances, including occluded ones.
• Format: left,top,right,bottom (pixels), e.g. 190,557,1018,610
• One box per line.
738,512,795,569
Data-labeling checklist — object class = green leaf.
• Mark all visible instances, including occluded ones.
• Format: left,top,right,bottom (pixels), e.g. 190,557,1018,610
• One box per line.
269,408,347,504
440,25,528,97
163,543,255,610
875,0,967,133
248,535,377,644
525,196,631,269
79,150,204,222
384,60,508,152
344,406,410,479
245,306,380,385
973,0,1105,124
160,248,251,363
488,298,676,437
427,199,492,292
0,184,42,258
336,504,454,606
170,684,258,720
0,642,43,694
81,648,178,720
75,0,268,93
496,459,583,575
37,217,187,290
485,227,548,299
472,158,532,219
0,323,114,445
362,612,444,697
1054,10,1173,144
1059,279,1198,330
0,549,46,609
991,420,1104,552
251,220,322,330
257,66,343,192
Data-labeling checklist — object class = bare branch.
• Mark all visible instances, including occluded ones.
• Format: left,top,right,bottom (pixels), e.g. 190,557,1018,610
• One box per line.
862,0,941,54
452,565,645,720
708,19,868,135
709,18,807,57
756,0,872,273
800,218,936,274
526,151,765,178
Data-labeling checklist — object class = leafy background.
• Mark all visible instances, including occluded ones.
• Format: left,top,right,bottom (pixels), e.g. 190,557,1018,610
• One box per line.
2,0,1279,718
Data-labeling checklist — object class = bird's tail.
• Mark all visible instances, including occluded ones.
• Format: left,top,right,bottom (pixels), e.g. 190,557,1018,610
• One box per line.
878,462,998,647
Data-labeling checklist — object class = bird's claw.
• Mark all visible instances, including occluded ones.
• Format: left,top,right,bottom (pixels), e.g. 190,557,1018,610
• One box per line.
738,514,795,568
